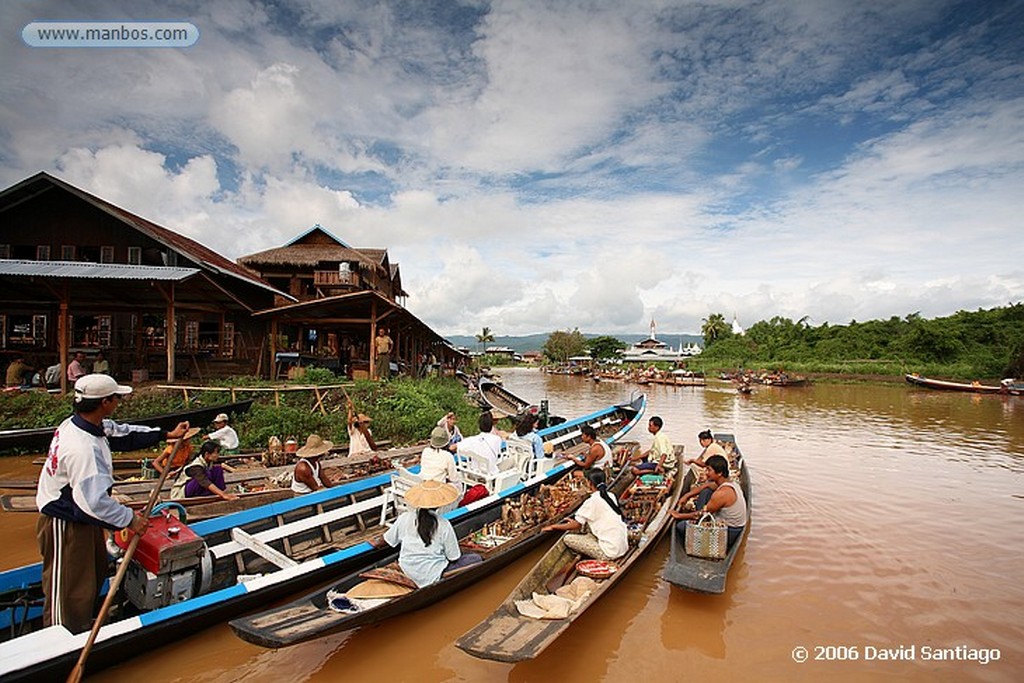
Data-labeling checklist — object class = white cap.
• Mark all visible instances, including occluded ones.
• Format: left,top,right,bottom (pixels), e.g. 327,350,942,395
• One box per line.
214,413,229,423
74,373,133,401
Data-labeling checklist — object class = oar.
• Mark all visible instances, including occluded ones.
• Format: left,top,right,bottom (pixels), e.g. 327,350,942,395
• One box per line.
66,425,199,683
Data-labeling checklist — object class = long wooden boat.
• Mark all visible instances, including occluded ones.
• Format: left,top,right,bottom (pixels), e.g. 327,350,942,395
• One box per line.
0,399,255,454
0,445,424,521
229,473,595,647
0,393,646,681
455,446,684,662
661,434,751,594
904,373,1004,394
478,378,534,417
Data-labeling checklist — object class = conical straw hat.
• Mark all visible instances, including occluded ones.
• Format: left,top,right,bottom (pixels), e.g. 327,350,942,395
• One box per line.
296,433,333,458
346,578,413,599
404,480,459,509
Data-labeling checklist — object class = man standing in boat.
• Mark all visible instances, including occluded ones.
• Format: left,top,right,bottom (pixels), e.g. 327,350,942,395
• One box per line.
204,412,239,454
347,402,377,456
35,374,190,634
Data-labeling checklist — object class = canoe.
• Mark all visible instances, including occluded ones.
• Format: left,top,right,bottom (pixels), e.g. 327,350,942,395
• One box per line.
0,445,423,520
455,446,684,662
904,373,1004,394
0,399,254,454
228,472,595,647
0,393,646,681
478,378,534,417
661,434,751,594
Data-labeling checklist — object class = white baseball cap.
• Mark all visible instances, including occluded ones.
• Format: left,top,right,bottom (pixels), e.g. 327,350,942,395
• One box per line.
74,373,133,400
213,413,230,423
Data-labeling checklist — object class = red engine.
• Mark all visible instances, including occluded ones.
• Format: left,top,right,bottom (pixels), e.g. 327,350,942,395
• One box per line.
115,511,210,609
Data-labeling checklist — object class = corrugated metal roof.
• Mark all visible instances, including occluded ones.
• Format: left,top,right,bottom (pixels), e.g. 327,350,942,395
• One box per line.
0,259,198,280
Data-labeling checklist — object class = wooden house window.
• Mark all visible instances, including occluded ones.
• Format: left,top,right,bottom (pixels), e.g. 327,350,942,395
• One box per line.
184,320,199,351
36,245,51,261
33,315,47,346
222,322,235,358
127,246,142,265
0,244,10,259
96,315,111,348
61,245,76,261
100,246,115,263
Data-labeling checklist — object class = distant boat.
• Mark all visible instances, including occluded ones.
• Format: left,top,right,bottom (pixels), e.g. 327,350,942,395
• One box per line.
904,373,1004,394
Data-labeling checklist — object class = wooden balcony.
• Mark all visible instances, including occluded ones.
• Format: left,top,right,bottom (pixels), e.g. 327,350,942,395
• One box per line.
314,270,359,287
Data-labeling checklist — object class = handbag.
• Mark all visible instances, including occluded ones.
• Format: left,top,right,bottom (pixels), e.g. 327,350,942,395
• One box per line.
684,511,727,560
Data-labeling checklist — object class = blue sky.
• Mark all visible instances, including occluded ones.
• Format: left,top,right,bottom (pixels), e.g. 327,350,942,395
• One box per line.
2,0,1023,336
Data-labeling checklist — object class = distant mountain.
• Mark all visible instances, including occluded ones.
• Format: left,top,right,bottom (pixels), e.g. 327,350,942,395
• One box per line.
444,333,704,354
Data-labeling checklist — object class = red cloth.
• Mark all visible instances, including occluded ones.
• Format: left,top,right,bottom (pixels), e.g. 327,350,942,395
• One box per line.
459,484,489,506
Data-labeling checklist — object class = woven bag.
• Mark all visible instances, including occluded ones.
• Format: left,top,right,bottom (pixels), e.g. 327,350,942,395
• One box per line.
684,511,727,559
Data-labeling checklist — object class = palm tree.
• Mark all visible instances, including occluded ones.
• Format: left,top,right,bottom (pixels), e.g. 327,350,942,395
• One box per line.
476,326,495,355
701,313,729,347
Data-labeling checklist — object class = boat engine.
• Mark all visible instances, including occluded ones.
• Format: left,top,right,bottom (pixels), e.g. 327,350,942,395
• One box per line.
115,511,213,610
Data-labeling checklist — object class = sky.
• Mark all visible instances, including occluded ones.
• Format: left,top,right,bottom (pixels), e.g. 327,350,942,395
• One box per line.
2,0,1023,338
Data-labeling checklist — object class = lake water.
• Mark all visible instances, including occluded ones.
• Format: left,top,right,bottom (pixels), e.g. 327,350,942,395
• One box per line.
2,368,1021,682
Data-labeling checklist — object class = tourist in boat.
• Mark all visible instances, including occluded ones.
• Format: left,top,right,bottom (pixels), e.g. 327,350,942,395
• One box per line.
456,411,504,475
670,454,746,550
512,412,545,460
419,426,463,493
542,469,628,561
204,412,239,453
436,411,464,452
628,416,677,476
682,429,727,484
170,440,238,501
291,434,336,494
375,481,482,587
562,424,613,474
347,402,377,456
35,373,190,634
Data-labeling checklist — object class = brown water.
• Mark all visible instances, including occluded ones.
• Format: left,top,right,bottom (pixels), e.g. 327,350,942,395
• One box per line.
2,368,1022,682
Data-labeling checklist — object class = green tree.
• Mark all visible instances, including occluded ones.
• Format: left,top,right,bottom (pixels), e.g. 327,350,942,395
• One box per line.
475,326,495,354
586,335,626,361
701,313,729,347
543,328,587,363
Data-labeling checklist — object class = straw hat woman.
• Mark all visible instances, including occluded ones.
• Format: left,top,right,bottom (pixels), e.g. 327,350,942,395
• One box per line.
291,434,336,494
373,481,482,587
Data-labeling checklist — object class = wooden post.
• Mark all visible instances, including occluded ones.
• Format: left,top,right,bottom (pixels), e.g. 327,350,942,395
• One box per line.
58,293,69,395
269,318,279,381
370,304,379,381
164,283,177,382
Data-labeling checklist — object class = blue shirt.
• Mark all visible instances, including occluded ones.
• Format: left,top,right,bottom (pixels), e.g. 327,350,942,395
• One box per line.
524,430,544,459
383,510,461,587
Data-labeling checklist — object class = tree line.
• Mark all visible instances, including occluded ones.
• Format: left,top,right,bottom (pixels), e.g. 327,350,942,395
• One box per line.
533,304,1024,379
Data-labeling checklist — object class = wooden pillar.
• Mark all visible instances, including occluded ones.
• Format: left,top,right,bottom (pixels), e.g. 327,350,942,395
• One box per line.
58,295,69,395
269,318,279,380
369,300,378,381
165,283,176,382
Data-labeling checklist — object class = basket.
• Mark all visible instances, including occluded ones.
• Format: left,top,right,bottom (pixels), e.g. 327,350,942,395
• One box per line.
576,559,618,579
684,512,727,559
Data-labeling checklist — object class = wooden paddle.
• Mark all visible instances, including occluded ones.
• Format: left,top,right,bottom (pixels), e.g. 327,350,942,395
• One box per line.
66,425,198,683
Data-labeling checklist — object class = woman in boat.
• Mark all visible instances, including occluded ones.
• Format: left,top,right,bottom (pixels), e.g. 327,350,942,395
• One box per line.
418,426,464,494
170,440,238,501
377,481,482,587
435,411,464,452
346,402,377,456
563,424,613,474
682,429,726,484
670,454,746,550
541,469,628,561
512,412,545,460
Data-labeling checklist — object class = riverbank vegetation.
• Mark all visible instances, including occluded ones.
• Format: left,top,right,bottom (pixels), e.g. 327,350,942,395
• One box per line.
690,304,1024,380
0,371,479,454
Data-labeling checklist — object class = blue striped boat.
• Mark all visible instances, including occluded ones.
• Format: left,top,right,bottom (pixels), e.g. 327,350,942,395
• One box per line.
0,393,645,681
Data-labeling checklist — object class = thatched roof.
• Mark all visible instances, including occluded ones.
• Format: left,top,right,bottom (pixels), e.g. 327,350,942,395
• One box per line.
238,243,382,271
